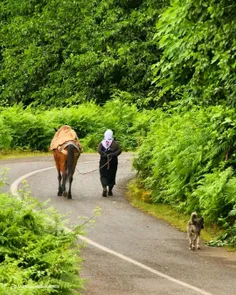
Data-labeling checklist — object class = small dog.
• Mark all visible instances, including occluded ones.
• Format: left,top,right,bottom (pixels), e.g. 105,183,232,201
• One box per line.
187,212,204,250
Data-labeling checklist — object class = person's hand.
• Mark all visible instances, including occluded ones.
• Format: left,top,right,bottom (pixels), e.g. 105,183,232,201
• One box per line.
101,152,107,158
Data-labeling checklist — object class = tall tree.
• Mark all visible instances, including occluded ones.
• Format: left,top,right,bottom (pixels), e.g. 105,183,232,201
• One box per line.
152,0,236,107
0,0,167,107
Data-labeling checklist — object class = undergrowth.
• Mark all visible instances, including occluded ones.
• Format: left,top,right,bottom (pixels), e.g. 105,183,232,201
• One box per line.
133,106,236,248
127,179,235,251
0,175,101,294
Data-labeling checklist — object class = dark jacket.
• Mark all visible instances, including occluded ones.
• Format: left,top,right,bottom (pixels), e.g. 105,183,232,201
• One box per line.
98,140,122,186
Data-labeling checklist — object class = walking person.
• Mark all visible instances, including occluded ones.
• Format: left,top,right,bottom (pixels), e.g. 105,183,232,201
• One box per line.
98,129,122,197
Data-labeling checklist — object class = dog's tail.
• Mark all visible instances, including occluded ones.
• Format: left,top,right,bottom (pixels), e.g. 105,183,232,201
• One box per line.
190,212,197,223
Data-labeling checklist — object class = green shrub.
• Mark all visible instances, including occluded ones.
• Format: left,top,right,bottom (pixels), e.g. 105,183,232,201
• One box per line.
0,192,84,294
134,105,236,247
0,100,154,152
0,105,50,151
0,117,12,149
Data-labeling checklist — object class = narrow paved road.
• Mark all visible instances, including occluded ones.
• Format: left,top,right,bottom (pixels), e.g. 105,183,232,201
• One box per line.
0,153,235,295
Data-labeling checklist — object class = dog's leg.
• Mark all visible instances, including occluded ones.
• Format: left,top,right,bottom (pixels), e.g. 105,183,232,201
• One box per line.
192,234,198,251
188,234,193,250
197,235,200,249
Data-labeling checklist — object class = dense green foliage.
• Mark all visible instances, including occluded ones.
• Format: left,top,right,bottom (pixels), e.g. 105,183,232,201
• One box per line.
0,189,84,294
1,0,236,107
0,0,166,107
152,0,236,107
0,100,153,151
133,105,236,247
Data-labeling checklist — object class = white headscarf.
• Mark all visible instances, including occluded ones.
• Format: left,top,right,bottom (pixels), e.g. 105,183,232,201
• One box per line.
101,129,113,149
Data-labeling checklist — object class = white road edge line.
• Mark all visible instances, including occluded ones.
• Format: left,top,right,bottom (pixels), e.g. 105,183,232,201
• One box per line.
10,166,213,295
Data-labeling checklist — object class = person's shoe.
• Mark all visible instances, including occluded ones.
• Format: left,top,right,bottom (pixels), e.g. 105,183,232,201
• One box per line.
108,186,113,196
102,189,107,197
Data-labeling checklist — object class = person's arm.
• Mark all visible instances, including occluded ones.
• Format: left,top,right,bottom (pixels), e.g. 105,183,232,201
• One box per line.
98,143,107,157
109,141,122,157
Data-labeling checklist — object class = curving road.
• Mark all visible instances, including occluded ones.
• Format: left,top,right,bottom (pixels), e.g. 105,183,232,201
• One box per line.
0,153,236,295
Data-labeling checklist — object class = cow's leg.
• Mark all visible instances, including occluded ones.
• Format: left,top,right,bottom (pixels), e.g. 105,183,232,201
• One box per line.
57,170,63,196
67,174,73,199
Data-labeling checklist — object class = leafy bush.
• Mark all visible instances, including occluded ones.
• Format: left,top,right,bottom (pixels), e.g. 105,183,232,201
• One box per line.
0,192,85,294
0,0,165,107
134,105,236,247
0,100,154,152
0,117,12,149
207,223,236,248
152,0,236,107
0,105,50,151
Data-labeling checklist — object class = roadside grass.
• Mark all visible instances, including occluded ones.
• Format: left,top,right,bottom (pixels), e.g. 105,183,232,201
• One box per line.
0,149,96,160
126,179,235,251
0,149,51,159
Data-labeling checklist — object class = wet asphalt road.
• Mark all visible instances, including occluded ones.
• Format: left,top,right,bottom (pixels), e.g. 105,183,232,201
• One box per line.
0,153,236,295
